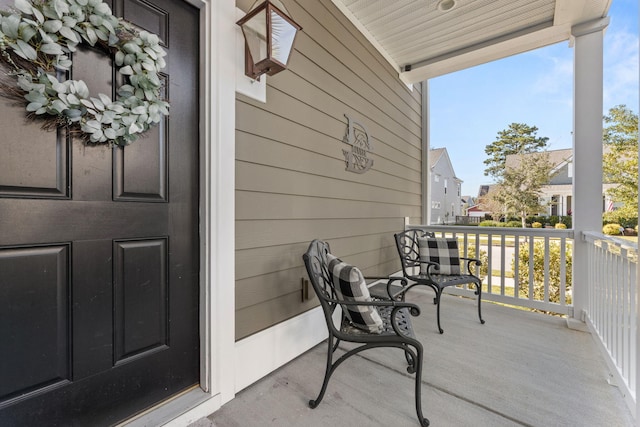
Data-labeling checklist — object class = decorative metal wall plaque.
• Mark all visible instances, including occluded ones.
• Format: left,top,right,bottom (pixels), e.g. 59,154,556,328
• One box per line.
342,114,373,174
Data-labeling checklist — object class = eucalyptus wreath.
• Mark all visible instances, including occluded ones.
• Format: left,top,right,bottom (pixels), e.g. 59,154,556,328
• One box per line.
0,0,169,145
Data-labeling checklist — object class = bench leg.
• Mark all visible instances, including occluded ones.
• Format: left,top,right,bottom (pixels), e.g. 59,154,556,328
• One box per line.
410,342,430,426
475,281,485,325
309,335,338,408
435,288,444,334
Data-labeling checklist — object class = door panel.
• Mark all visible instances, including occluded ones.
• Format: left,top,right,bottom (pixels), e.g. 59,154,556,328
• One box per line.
0,245,70,401
0,0,200,424
113,238,169,363
0,124,69,198
113,112,168,201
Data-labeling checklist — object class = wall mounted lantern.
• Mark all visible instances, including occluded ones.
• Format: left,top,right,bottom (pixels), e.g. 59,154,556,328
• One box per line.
236,0,302,80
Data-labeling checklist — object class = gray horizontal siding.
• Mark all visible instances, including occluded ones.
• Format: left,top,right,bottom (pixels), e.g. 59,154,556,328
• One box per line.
235,0,423,340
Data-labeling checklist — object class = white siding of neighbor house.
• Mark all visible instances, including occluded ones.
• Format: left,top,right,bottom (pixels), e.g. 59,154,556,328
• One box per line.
429,148,462,224
234,0,423,340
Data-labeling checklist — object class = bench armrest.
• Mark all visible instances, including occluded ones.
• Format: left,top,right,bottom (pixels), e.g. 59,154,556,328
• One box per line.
365,276,409,300
460,257,481,275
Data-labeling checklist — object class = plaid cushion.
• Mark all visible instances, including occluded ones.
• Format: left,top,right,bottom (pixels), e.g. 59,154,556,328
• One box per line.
327,254,383,334
417,237,461,275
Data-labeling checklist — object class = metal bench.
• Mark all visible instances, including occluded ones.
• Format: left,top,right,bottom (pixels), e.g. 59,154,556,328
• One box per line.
302,239,429,426
390,229,485,334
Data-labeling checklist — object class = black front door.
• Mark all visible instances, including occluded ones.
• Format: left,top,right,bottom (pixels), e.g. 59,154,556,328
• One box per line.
0,0,200,425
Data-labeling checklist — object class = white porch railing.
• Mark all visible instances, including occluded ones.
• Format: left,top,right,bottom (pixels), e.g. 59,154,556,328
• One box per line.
583,231,637,411
407,225,574,315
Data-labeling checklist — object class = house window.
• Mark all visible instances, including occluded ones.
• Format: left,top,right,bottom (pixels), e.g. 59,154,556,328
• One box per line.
457,184,460,197
444,178,447,194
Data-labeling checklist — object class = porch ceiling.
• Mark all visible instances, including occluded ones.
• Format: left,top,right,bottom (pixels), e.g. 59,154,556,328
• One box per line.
330,0,612,84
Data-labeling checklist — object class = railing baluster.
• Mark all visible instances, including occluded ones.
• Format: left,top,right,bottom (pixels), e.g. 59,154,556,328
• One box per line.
629,255,636,394
528,236,535,303
500,234,506,295
560,236,566,306
514,235,520,299
487,233,493,294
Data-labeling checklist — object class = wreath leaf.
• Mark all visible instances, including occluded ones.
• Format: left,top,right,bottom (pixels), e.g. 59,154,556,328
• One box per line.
14,0,32,15
0,0,170,146
43,19,63,33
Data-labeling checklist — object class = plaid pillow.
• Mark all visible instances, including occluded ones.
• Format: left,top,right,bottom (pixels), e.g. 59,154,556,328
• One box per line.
327,254,383,334
417,237,461,275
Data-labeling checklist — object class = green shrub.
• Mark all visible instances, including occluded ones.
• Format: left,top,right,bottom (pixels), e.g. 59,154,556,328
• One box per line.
603,211,638,228
560,215,572,228
602,223,622,235
554,223,567,229
479,220,500,227
526,216,546,226
505,220,522,227
548,215,560,226
512,241,572,304
531,222,542,228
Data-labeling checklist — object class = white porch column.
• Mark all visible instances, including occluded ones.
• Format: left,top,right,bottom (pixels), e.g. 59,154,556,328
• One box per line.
570,18,609,322
422,81,431,225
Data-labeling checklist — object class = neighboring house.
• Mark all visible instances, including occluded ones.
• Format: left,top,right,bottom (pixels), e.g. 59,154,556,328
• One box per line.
470,184,497,218
0,0,615,425
461,195,475,206
505,148,617,216
430,148,463,224
467,204,490,218
460,195,474,215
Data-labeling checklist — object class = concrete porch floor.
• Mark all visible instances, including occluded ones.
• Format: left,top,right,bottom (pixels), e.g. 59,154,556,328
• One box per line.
193,290,635,426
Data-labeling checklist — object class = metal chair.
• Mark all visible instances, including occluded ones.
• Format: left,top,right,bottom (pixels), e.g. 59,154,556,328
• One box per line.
302,239,430,427
390,229,485,334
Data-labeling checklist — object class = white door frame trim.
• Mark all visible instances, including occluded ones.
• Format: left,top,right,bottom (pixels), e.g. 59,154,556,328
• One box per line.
197,0,237,407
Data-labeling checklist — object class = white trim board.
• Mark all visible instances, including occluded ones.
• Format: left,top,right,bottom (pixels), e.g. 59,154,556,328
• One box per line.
235,307,328,392
159,308,328,425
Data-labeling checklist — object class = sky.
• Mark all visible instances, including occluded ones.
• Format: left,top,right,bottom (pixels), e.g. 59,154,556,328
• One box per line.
429,0,639,198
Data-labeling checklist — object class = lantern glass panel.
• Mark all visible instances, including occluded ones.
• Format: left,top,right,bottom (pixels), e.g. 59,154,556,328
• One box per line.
270,9,297,65
241,9,268,63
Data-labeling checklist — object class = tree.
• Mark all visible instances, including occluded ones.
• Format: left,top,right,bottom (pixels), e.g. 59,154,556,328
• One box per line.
483,123,549,180
491,152,555,227
478,192,504,221
602,105,638,219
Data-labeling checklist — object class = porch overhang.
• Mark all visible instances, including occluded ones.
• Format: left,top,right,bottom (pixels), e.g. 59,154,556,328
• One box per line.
330,0,612,84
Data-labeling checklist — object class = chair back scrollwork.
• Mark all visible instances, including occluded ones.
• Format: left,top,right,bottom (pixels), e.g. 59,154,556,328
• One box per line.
395,229,434,277
303,239,340,327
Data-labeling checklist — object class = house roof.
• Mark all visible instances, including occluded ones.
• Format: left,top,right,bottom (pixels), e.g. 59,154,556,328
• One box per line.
429,147,446,168
330,0,611,84
477,184,491,197
504,148,572,170
430,147,462,182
